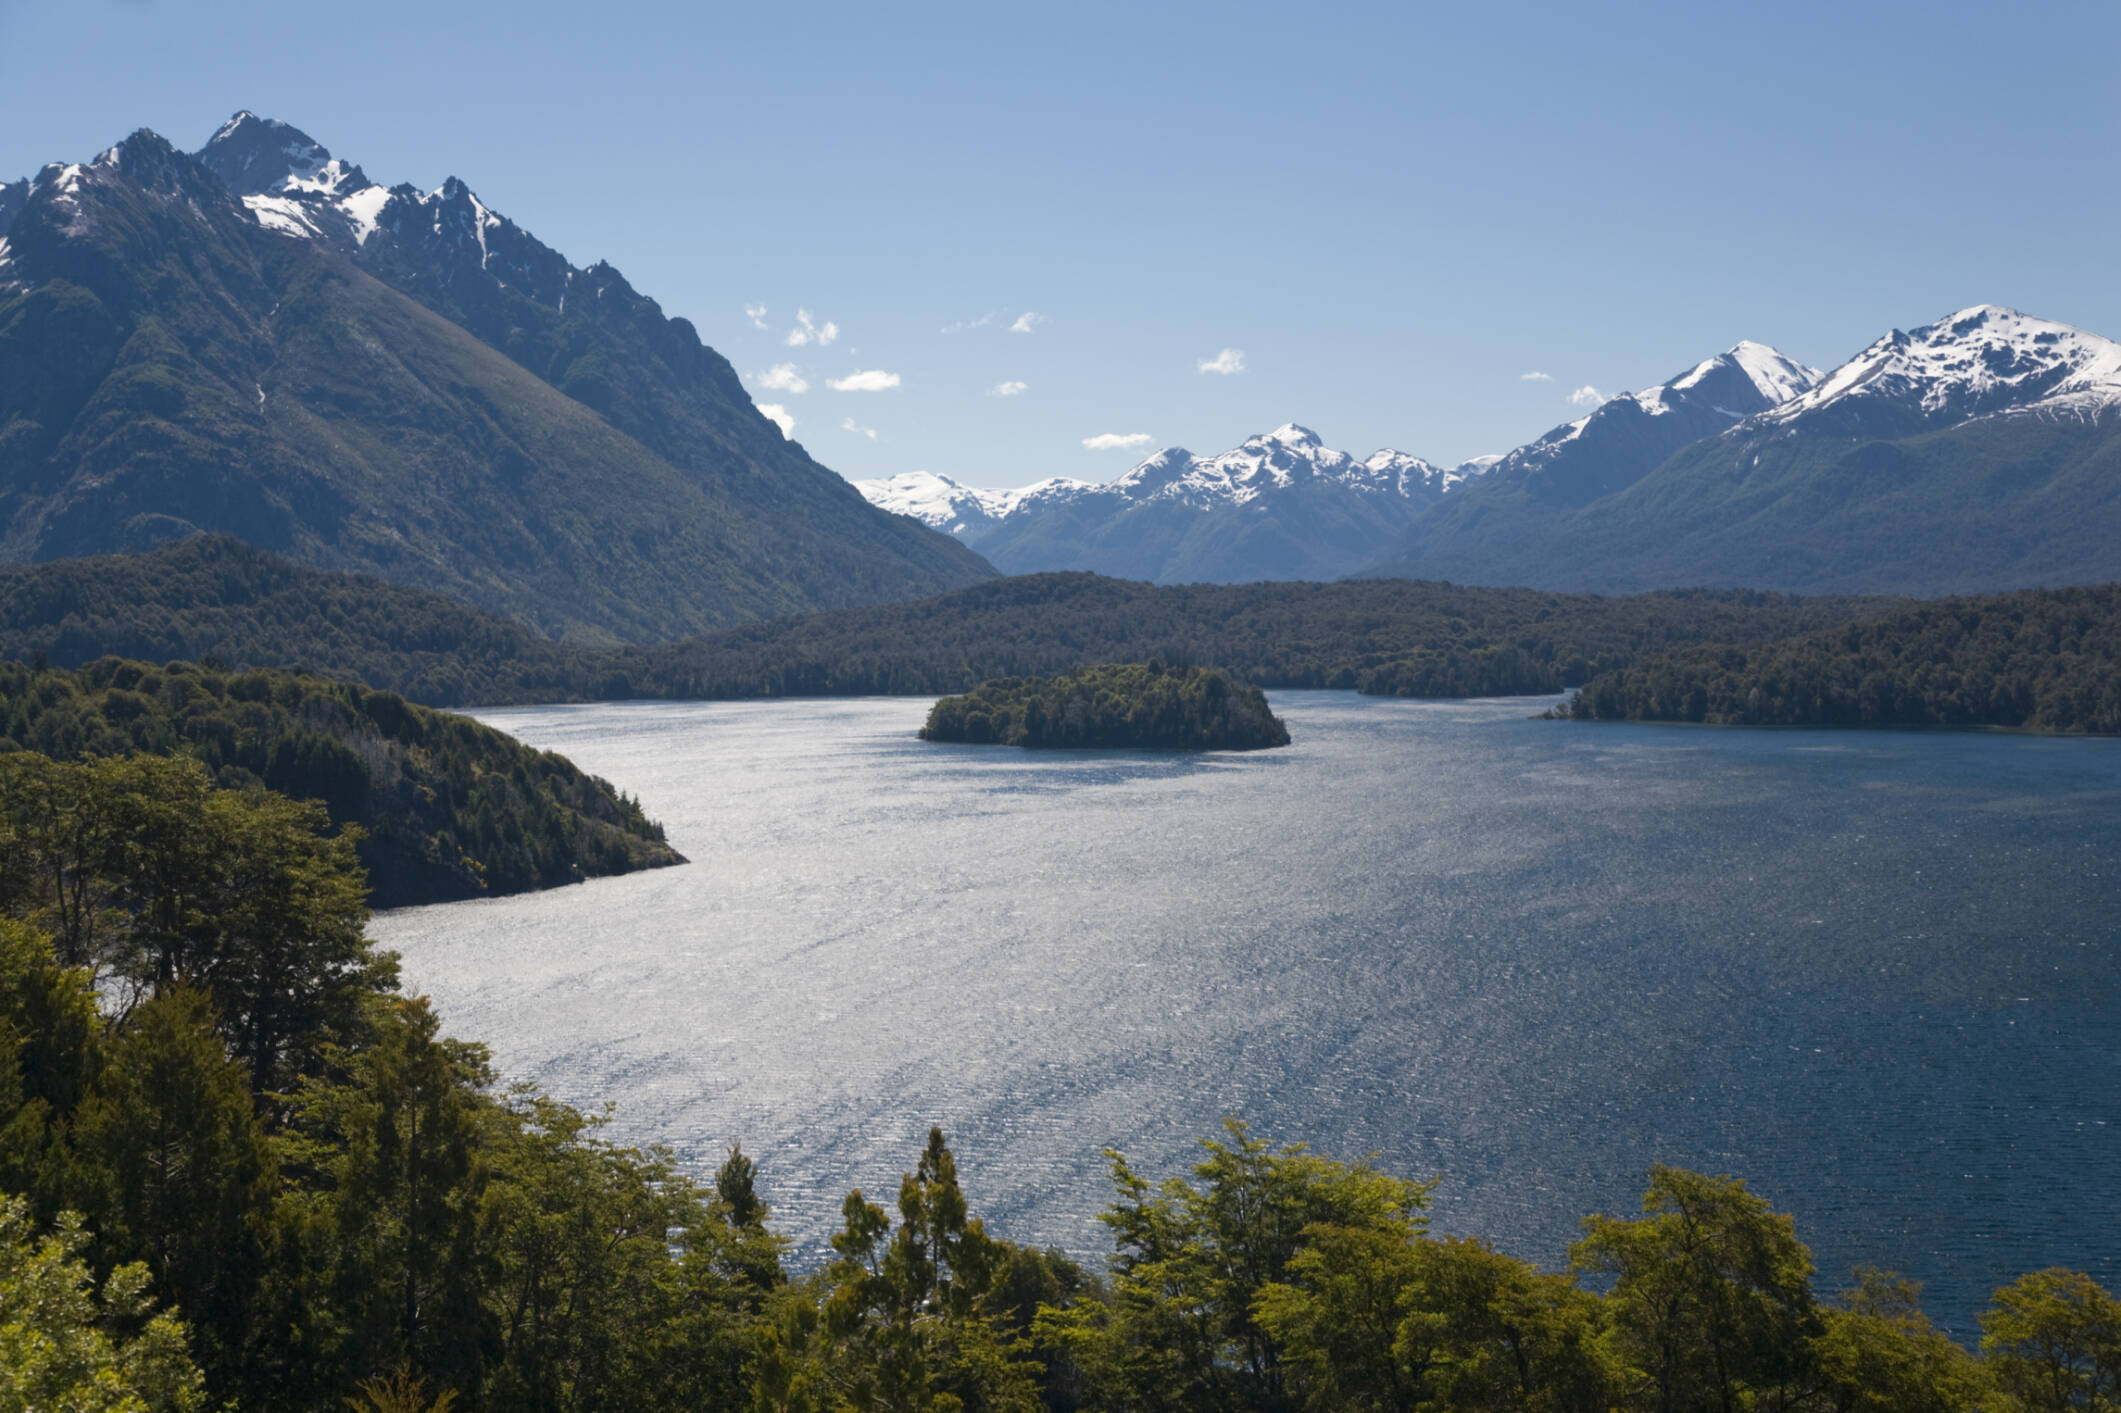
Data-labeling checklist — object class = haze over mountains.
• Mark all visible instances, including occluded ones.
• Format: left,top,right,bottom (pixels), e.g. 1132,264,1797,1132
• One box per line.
0,114,991,643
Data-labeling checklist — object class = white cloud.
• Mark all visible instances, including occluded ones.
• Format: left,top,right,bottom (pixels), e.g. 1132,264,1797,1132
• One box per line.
840,416,880,441
942,312,998,334
758,404,795,438
991,380,1028,396
1567,385,1607,407
785,308,841,347
1082,432,1154,451
756,363,809,394
1197,348,1246,375
828,369,902,392
1009,311,1045,334
744,303,769,330
1519,370,1553,382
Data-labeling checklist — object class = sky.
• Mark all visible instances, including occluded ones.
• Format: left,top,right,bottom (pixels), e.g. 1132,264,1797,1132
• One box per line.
4,0,2118,487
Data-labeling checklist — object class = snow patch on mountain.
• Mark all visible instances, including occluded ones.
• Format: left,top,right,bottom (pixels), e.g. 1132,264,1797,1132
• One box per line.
1756,305,2121,430
857,424,1482,536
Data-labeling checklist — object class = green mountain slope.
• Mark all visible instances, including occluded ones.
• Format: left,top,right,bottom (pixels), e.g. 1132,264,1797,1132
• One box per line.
1372,412,2121,595
0,657,682,907
0,131,991,642
1368,307,2121,595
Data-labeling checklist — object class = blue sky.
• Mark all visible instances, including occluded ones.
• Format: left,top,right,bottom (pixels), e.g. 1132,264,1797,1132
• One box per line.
5,0,2117,486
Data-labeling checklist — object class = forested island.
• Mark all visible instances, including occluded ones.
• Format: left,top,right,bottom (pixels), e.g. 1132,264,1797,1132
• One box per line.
920,663,1291,750
0,773,2113,1411
1556,585,2121,733
0,657,679,907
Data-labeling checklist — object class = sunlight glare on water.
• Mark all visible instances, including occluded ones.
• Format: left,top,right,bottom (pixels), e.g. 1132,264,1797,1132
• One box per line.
372,692,2121,1335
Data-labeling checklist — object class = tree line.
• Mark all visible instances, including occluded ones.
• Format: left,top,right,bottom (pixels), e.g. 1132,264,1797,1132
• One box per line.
1559,585,2121,733
919,664,1291,750
4,762,2120,1410
0,536,1895,708
0,657,679,907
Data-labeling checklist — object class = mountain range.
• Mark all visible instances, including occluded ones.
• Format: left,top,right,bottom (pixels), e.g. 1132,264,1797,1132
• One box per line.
1369,305,2121,593
0,114,992,643
7,111,2120,614
860,426,1498,582
867,313,2121,595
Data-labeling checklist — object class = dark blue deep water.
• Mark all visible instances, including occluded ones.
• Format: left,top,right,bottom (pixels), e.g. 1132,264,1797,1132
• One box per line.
373,692,2121,1336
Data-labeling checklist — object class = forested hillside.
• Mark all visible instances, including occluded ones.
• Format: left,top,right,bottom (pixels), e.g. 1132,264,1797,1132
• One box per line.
0,538,1896,706
920,663,1290,750
1559,585,2121,733
0,657,679,906
0,535,603,703
629,572,1892,701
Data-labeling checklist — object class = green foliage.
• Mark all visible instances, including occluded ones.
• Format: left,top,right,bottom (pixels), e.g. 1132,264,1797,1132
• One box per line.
920,663,1290,750
761,1127,1043,1411
1562,584,2121,733
1980,1268,2121,1411
0,752,392,1093
0,1196,206,1413
1039,1120,1431,1411
0,537,1895,708
1571,1164,1822,1410
0,656,681,906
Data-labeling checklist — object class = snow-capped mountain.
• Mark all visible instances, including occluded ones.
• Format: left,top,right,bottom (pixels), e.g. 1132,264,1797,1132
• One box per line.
0,118,991,636
858,425,1492,583
1752,304,2121,437
1466,341,1823,508
1367,306,2121,595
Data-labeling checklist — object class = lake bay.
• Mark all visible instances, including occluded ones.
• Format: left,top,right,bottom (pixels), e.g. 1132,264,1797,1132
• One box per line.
372,692,2121,1335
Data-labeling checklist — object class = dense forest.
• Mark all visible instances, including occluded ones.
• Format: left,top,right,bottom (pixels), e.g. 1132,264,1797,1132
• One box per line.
1558,585,2121,733
2,776,2117,1410
0,658,679,907
0,537,1895,707
920,664,1290,750
0,536,612,706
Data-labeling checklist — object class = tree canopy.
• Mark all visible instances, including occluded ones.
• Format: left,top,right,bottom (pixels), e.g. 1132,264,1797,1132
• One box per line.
0,657,680,906
920,663,1291,750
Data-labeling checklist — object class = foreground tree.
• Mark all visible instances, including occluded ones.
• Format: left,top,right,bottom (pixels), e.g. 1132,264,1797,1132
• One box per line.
1980,1268,2121,1412
1570,1165,1820,1412
1041,1119,1432,1412
0,1195,205,1413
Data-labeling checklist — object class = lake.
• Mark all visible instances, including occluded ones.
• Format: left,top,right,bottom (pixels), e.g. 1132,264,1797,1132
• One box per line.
371,691,2121,1335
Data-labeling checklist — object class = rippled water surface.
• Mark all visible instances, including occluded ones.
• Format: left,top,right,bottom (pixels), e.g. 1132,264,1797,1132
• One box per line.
373,692,2121,1333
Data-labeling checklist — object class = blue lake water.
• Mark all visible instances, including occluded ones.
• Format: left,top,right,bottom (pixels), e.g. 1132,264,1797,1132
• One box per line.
371,691,2121,1336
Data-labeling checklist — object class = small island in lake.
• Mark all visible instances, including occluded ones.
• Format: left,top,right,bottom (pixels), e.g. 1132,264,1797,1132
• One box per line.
919,662,1291,750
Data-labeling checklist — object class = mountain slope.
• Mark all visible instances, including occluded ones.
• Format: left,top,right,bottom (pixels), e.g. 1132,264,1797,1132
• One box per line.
1368,307,2121,595
862,425,1491,583
1365,341,1821,582
0,120,991,642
